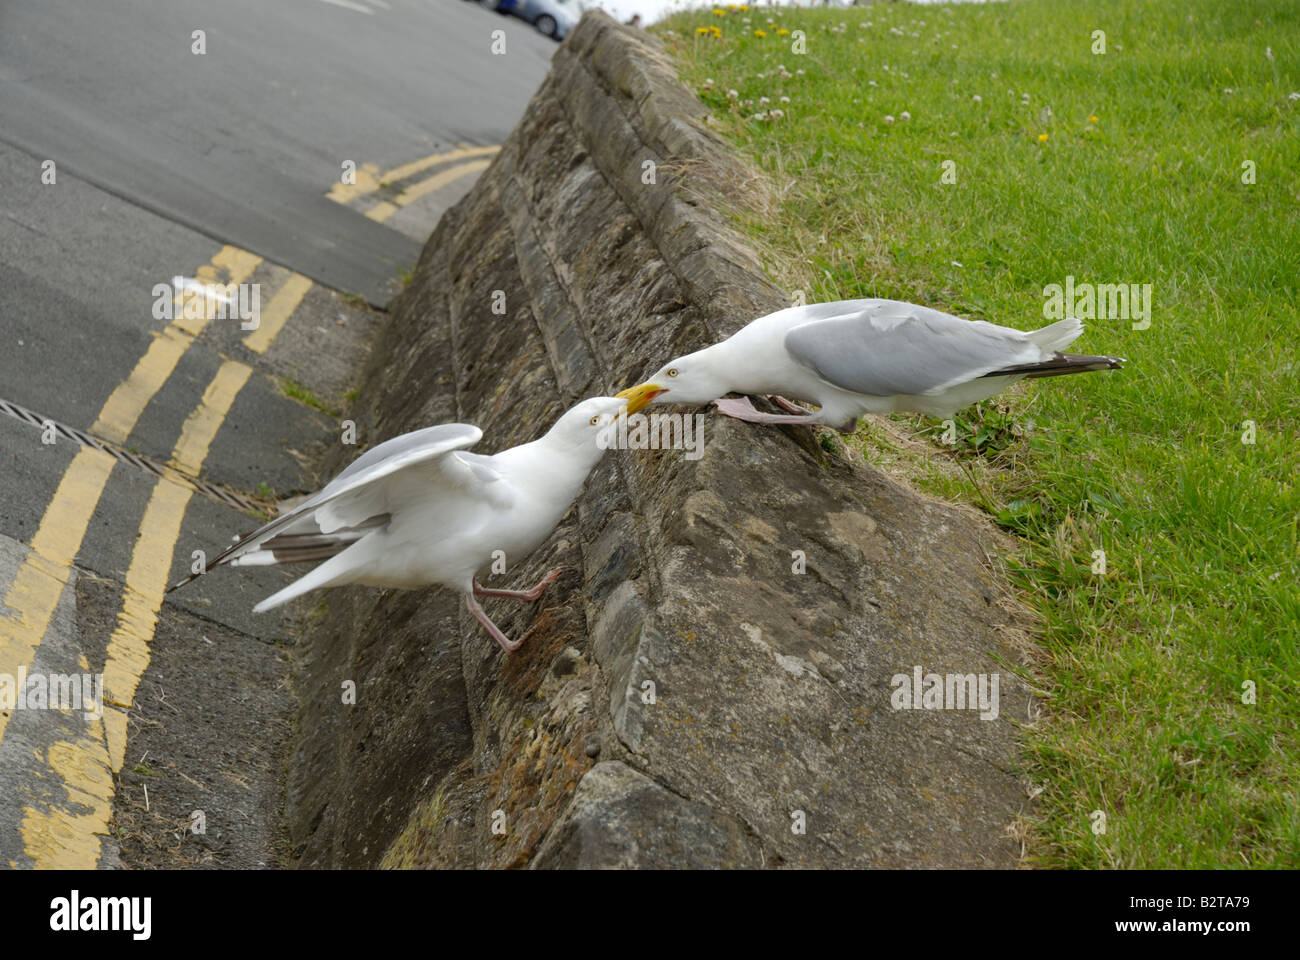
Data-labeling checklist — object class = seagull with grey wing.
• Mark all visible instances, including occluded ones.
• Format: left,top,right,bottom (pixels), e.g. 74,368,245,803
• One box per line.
615,298,1123,430
168,396,630,653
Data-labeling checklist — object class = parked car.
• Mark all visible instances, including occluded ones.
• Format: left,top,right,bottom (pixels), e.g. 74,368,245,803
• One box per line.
490,0,589,41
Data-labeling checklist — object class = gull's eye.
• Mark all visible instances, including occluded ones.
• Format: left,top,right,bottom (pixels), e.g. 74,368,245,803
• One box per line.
589,415,601,426
667,368,679,378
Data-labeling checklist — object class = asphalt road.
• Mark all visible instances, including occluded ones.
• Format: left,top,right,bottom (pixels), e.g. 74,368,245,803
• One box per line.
0,0,556,868
0,0,558,302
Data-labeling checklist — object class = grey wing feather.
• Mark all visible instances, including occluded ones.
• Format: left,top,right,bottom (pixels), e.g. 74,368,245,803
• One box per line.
319,423,483,495
783,301,1042,397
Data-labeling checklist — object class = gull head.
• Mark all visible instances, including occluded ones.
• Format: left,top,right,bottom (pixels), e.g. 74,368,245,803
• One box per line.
615,348,731,412
546,396,632,452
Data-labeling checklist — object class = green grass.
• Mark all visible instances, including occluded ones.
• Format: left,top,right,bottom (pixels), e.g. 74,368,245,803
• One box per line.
656,0,1299,868
279,377,337,417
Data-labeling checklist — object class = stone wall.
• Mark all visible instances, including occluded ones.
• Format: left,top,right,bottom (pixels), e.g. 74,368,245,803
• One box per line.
286,11,1034,869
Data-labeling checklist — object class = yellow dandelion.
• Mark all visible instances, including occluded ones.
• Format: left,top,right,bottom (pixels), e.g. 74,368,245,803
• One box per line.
710,26,721,37
713,7,725,15
1037,132,1049,142
1088,114,1099,123
754,29,767,38
696,26,710,35
777,28,790,35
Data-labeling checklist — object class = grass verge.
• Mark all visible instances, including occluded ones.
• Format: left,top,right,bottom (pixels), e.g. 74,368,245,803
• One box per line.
656,0,1298,867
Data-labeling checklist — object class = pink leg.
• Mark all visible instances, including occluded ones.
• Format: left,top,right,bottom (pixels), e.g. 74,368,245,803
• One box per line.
769,395,813,415
712,396,822,426
466,591,523,654
473,567,563,602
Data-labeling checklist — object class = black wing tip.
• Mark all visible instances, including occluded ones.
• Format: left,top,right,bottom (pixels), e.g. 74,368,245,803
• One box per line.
984,353,1127,380
164,575,193,595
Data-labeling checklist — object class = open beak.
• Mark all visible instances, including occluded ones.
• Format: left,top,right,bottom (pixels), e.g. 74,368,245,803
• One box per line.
614,382,665,415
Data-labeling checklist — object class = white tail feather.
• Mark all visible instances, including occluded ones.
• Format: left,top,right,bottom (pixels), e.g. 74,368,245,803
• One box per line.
252,547,364,613
1027,317,1083,353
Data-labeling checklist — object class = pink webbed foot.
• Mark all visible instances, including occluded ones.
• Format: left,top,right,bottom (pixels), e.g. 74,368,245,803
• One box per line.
769,395,813,415
712,396,822,426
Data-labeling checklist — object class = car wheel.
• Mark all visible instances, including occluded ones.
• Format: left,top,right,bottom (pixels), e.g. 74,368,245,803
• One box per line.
535,14,557,37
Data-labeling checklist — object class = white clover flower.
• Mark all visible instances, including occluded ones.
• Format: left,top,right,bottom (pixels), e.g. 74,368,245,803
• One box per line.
780,95,790,104
900,110,911,120
796,68,805,76
727,89,739,100
884,114,895,124
771,109,784,119
868,80,878,87
759,96,770,105
1289,92,1300,100
972,94,982,103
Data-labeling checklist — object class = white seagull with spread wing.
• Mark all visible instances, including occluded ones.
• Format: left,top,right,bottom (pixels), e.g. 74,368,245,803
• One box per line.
169,396,630,653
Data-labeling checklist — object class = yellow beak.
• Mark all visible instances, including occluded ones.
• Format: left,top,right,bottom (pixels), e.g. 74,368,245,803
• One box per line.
614,382,665,415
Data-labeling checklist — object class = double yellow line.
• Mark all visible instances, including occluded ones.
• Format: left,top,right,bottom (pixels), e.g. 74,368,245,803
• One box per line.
2,245,310,867
327,144,498,223
7,145,498,868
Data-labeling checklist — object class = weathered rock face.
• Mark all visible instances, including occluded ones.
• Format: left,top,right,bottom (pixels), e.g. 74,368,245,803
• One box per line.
286,11,1034,869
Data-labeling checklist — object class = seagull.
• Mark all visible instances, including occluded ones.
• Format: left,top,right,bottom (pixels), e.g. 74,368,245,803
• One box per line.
168,396,630,653
616,298,1123,430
